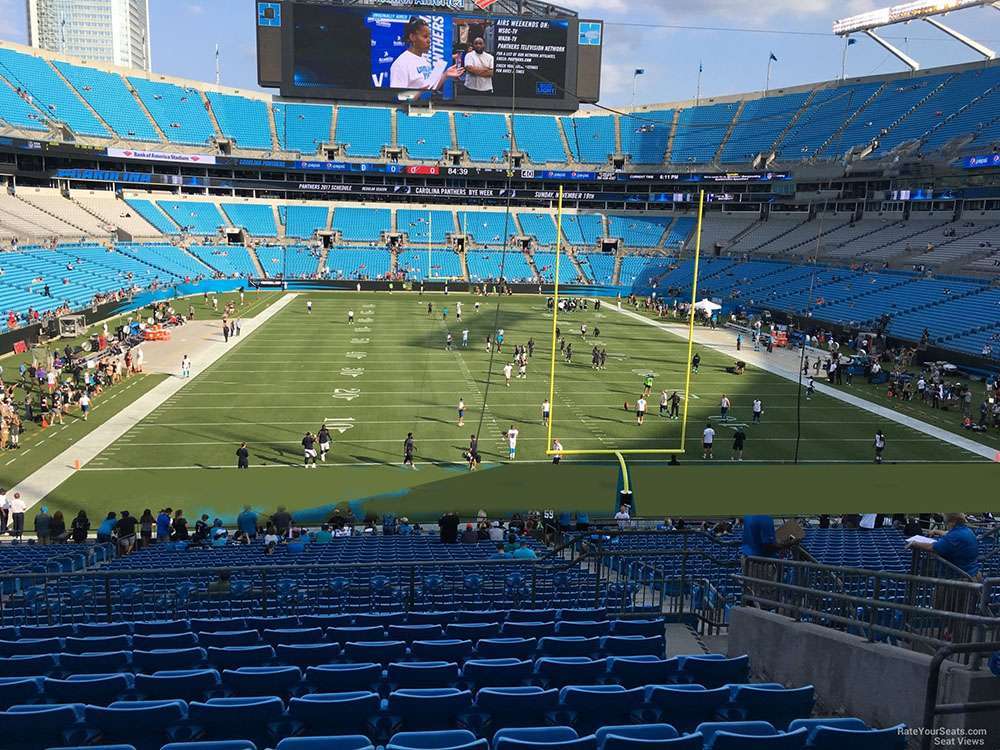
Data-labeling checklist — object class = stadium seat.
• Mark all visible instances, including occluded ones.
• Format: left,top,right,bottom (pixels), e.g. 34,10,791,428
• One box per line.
608,620,664,637
198,630,261,648
792,722,907,749
276,737,375,750
387,688,474,730
331,627,386,644
390,625,446,642
85,700,187,746
386,729,488,750
476,687,559,728
476,639,537,659
534,657,605,687
0,703,86,748
677,655,749,687
599,636,664,658
594,724,679,750
188,696,285,742
0,676,42,708
134,632,199,650
288,691,381,735
223,666,302,696
493,726,596,750
645,685,731,732
608,657,675,688
162,743,257,750
388,661,460,689
410,640,474,663
447,623,501,641
501,622,555,639
132,647,206,672
263,628,325,646
65,635,131,653
306,662,383,692
192,619,247,633
133,621,191,635
345,640,407,665
61,651,131,674
77,623,133,637
554,621,610,638
556,685,645,733
277,642,342,666
462,659,532,688
729,685,815,729
0,654,59,676
0,637,62,656
44,673,131,703
135,669,220,701
206,646,275,670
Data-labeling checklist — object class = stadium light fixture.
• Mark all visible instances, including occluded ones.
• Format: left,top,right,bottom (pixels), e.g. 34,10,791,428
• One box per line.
833,0,997,70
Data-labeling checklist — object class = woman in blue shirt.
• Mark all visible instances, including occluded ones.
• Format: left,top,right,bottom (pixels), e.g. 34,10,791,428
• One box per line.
96,512,117,543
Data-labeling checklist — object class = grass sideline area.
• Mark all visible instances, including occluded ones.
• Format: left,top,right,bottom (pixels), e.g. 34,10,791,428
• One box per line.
26,290,994,524
0,291,283,489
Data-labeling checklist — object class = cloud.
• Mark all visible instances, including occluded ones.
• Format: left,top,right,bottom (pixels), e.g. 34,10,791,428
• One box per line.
185,3,205,15
571,0,881,24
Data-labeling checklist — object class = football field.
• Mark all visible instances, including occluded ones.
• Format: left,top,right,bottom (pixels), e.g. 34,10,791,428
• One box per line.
38,291,996,521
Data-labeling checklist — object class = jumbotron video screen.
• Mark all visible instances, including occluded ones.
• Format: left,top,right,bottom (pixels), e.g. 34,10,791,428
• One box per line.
257,0,603,111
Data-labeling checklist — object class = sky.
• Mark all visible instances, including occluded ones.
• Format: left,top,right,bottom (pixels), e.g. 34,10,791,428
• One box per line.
3,0,1000,108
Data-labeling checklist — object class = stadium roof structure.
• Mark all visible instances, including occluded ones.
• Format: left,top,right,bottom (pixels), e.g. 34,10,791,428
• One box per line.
293,0,578,18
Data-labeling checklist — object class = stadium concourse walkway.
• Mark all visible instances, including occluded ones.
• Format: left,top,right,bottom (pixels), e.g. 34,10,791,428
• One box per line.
12,293,297,510
612,305,998,462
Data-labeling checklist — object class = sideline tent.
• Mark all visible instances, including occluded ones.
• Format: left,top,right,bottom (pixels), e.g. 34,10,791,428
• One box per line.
694,299,721,314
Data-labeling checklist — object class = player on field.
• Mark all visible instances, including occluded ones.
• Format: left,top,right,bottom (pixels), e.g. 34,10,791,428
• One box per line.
462,329,469,347
403,432,416,469
428,302,433,315
347,310,354,324
580,323,587,337
317,424,332,462
806,378,815,400
456,302,462,321
669,391,681,419
691,353,701,373
752,398,763,423
466,434,480,470
702,423,715,459
636,396,647,425
592,346,600,370
551,438,562,465
874,430,886,463
307,300,312,315
504,425,519,460
302,431,318,468
518,354,527,380
503,363,513,387
475,301,480,314
564,344,573,364
643,374,654,397
457,398,465,427
180,355,191,379
446,333,453,351
527,338,534,357
659,390,669,418
542,399,550,426
720,394,731,421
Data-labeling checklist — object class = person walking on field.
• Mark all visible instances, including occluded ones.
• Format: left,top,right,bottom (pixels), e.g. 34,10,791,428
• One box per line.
732,426,746,461
236,442,250,469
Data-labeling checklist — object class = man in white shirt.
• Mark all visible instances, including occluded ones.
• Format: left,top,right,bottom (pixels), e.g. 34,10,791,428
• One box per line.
503,363,513,387
463,38,494,94
8,492,25,540
752,398,763,424
614,504,631,530
541,400,550,426
703,424,716,459
636,397,647,425
505,425,519,460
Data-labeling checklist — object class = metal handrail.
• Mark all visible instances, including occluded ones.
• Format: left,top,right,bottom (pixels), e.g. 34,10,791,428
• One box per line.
921,641,1000,750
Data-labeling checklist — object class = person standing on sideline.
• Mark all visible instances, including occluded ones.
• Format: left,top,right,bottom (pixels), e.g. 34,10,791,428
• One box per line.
752,398,763,424
659,390,669,418
306,300,312,315
643,374,654,398
466,434,480,470
236,442,250,469
34,505,51,544
180,355,191,379
7,492,25,540
403,432,416,469
551,438,563,464
503,362,513,387
222,321,230,343
457,398,465,428
702,423,715,459
302,431,318,468
505,425,519,461
806,377,815,400
446,332,453,351
79,391,91,420
0,488,8,535
873,430,886,464
669,391,681,420
732,426,747,461
720,394,731,422
736,333,742,352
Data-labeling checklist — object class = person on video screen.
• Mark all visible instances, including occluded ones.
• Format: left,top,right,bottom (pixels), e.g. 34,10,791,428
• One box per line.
463,36,494,94
390,17,464,91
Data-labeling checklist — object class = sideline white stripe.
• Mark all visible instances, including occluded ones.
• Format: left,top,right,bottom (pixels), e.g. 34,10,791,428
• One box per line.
12,294,299,508
610,306,998,461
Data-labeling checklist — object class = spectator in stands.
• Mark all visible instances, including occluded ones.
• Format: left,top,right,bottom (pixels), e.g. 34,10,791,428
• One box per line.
115,510,138,554
156,508,172,543
263,522,281,552
139,509,154,547
488,520,505,542
33,505,51,544
615,504,631,530
71,510,89,543
237,505,258,540
439,511,460,543
491,542,511,559
740,515,798,558
171,509,189,541
460,523,478,544
271,506,293,537
49,511,67,543
909,513,981,577
192,514,211,545
96,512,117,543
512,542,538,560
312,524,333,544
210,519,228,547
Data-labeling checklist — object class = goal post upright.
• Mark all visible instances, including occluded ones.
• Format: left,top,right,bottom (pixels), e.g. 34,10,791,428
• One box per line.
545,184,565,455
679,189,706,449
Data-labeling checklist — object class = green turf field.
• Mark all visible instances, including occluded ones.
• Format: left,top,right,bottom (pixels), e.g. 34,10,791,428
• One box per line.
30,291,996,522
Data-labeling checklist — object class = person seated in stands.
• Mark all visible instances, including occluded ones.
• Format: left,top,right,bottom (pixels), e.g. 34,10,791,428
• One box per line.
210,518,228,547
908,513,981,577
491,542,511,560
311,524,333,544
192,513,211,546
263,522,281,553
460,523,478,544
207,570,231,595
512,541,538,560
397,517,412,535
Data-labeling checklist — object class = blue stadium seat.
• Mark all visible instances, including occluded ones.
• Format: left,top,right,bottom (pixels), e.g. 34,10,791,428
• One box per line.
134,632,199,650
345,640,407,665
65,635,131,653
330,627,386,644
276,737,374,750
55,61,159,141
0,703,85,748
729,684,815,729
553,621,610,638
206,92,272,150
44,673,131,703
336,106,391,157
538,637,600,658
609,620,663,637
0,653,59,676
262,627,325,646
556,685,644,733
77,623,132,637
189,696,285,742
0,637,62,655
790,721,906,750
387,729,487,750
162,743,256,750
607,657,675,688
410,640,473,663
135,669,220,701
462,659,532,687
133,620,191,635
677,655,749,687
277,642,342,667
534,657,605,687
273,103,333,154
599,636,664,658
223,666,302,696
85,700,187,746
206,645,275,670
133,647,206,672
501,622,555,639
644,685,730,732
455,112,510,162
128,77,217,145
476,639,537,659
387,688,474,730
389,625,446,643
493,726,595,750
288,691,381,735
306,663,382,692
388,661,459,689
475,687,559,729
0,676,42,708
447,623,501,641
594,724,679,750
198,630,261,648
